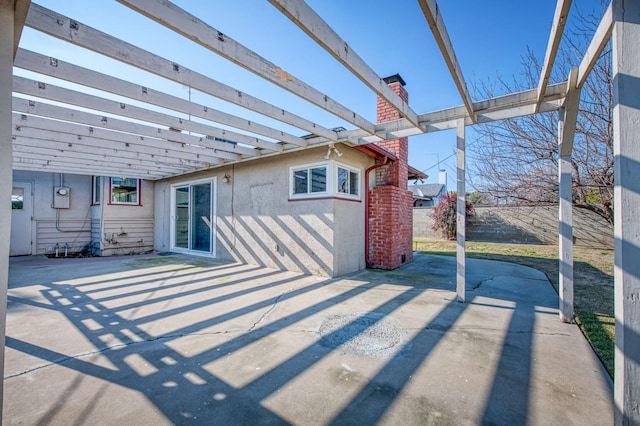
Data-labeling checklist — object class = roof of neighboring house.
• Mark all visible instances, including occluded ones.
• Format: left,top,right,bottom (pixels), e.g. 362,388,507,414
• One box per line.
409,184,445,199
408,166,427,181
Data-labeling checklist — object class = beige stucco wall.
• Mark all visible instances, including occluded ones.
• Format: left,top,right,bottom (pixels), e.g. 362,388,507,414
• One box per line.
155,145,371,277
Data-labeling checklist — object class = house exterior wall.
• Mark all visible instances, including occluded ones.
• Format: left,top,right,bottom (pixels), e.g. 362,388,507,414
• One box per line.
96,179,154,256
10,171,153,256
12,170,92,255
154,145,371,277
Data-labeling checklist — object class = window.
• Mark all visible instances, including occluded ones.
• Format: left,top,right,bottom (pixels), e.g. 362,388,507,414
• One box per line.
290,161,360,200
110,177,140,205
293,165,327,195
337,166,359,196
11,187,23,210
92,176,101,205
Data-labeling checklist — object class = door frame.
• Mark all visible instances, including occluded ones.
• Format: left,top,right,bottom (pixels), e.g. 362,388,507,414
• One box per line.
169,177,216,257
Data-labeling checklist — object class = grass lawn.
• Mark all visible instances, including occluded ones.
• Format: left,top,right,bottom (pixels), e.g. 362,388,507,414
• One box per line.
414,240,614,377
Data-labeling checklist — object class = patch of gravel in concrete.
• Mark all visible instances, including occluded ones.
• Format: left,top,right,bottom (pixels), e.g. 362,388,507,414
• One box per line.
318,312,407,358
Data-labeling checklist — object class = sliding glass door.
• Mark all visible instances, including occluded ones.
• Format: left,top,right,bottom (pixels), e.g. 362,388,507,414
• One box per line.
172,180,214,255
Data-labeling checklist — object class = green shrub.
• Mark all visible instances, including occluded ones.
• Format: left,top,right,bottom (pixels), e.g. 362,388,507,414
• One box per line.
431,193,475,240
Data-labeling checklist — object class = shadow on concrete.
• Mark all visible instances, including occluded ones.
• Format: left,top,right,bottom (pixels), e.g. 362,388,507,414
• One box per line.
5,253,611,424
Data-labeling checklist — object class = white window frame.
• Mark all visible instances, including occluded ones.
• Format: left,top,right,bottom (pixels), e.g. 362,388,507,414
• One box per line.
290,161,330,199
92,176,101,205
289,160,361,201
110,177,141,205
336,163,361,200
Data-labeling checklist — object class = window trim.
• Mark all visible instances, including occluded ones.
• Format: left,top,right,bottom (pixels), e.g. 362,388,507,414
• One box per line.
336,163,360,199
91,176,101,205
290,161,330,199
289,160,361,201
109,177,142,206
169,177,216,258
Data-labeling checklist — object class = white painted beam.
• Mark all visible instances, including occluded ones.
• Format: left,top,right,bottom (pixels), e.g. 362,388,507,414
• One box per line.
612,0,640,423
13,76,273,155
0,4,16,417
560,68,580,156
341,82,567,143
13,0,30,60
417,0,476,122
12,98,240,161
267,0,421,129
13,154,166,179
118,0,376,135
13,135,200,174
456,119,466,302
536,0,572,111
13,125,218,167
12,113,225,166
12,144,186,175
14,49,307,148
25,4,341,142
577,2,613,90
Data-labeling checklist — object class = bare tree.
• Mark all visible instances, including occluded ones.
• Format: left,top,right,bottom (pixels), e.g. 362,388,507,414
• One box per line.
470,4,613,223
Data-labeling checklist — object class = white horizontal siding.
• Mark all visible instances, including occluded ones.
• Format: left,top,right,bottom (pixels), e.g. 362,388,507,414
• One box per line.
100,218,154,255
35,219,92,255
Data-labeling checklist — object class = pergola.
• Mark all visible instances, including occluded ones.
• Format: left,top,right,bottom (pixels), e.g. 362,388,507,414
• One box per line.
0,0,637,423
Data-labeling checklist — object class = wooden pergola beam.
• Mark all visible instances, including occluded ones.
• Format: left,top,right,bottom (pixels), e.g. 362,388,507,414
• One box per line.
560,68,580,156
267,0,421,129
13,76,275,155
13,154,167,179
577,2,613,89
25,4,341,142
334,81,567,143
118,0,376,135
14,49,307,148
13,142,191,174
14,127,219,169
12,0,29,59
12,113,226,166
536,0,572,111
12,98,241,161
417,0,476,122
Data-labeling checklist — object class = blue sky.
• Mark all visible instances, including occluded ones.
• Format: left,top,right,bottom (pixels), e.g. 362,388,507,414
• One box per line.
16,0,605,189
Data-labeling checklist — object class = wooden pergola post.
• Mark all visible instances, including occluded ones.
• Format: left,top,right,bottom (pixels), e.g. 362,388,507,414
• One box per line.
456,119,466,302
0,0,16,420
612,0,640,423
558,68,580,323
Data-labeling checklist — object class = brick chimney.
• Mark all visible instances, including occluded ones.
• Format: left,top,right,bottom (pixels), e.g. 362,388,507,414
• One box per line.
375,74,409,190
367,74,414,270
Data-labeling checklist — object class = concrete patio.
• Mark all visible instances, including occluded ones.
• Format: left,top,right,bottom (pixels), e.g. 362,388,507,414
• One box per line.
4,253,612,425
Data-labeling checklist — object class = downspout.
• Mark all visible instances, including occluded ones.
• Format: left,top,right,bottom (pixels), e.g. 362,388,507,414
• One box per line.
364,156,389,268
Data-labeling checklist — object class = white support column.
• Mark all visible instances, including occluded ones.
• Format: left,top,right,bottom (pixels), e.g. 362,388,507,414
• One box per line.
456,119,466,302
557,67,579,324
558,106,574,322
612,0,640,424
0,1,15,419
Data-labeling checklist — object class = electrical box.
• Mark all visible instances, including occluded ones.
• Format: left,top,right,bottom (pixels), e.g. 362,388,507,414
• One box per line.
53,187,70,209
